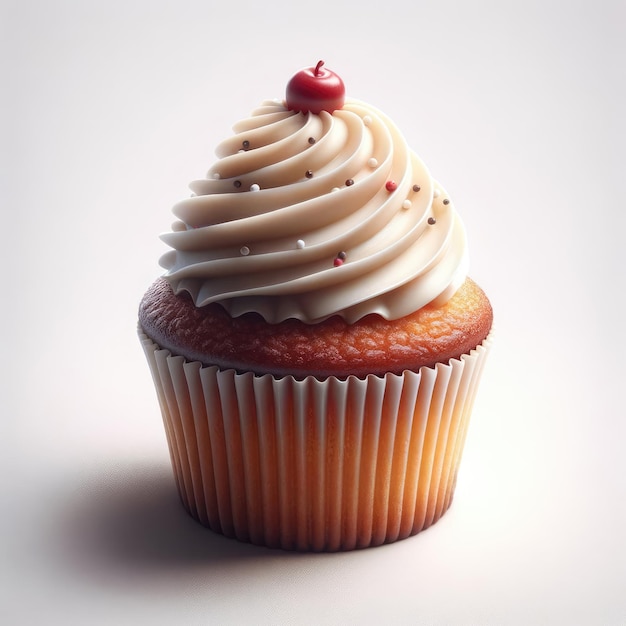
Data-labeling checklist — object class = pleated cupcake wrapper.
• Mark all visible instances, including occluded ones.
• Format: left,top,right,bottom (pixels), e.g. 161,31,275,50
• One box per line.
139,328,492,551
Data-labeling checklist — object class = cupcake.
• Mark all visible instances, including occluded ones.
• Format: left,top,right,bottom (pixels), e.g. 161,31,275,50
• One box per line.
138,61,493,551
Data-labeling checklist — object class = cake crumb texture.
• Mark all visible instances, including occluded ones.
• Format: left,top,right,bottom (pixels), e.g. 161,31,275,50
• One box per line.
139,277,492,378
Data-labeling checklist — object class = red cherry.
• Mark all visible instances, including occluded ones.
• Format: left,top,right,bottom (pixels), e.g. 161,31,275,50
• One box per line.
286,60,346,115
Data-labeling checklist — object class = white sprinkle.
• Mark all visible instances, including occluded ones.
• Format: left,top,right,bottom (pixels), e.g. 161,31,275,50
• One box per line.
238,149,245,153
212,172,221,180
331,187,340,193
402,199,412,210
296,239,305,249
250,183,260,192
240,246,250,256
368,157,378,168
433,189,440,198
363,115,372,126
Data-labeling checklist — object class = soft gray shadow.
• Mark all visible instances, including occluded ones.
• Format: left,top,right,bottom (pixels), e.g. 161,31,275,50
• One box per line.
54,461,306,578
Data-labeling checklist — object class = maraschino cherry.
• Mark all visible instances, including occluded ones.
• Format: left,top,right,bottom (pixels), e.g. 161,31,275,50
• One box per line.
286,60,345,115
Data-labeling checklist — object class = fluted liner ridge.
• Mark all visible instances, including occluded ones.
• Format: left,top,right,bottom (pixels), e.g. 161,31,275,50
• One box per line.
139,328,492,551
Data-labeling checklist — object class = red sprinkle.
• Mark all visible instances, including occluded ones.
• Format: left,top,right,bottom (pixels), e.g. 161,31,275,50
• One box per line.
385,180,397,192
334,252,346,266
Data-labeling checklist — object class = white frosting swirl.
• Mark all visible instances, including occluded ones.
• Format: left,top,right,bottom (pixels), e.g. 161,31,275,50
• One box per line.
159,98,468,323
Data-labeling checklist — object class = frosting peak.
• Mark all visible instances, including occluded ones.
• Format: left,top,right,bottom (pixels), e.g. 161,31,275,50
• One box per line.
159,98,468,323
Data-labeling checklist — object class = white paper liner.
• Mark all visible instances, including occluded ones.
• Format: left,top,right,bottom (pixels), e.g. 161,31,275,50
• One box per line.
139,326,493,551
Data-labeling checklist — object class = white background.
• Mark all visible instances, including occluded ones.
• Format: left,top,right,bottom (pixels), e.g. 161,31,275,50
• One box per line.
2,0,625,624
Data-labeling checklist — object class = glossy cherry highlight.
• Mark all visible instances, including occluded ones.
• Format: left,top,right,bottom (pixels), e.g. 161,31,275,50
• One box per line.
286,60,345,115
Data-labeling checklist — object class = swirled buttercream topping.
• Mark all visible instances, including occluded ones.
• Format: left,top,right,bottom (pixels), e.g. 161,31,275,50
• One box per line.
159,99,468,323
